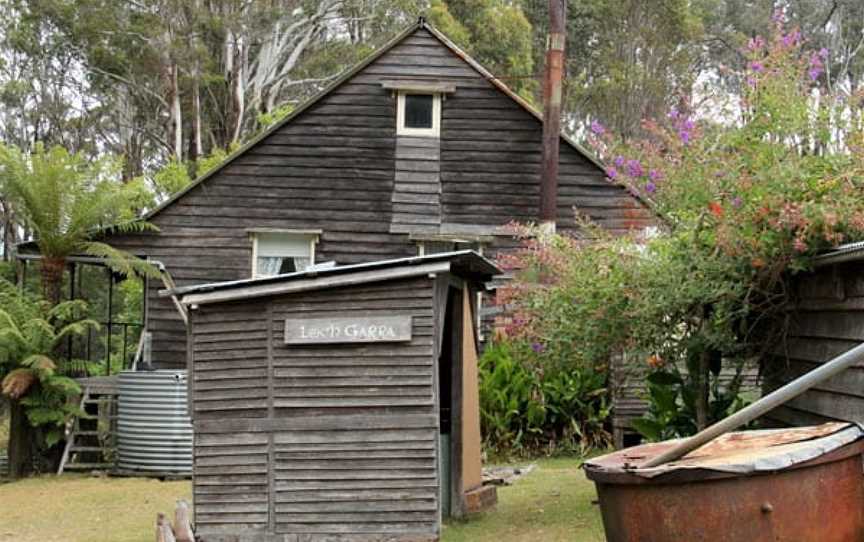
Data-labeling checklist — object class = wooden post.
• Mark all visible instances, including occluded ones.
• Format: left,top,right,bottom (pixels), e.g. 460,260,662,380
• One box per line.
173,500,195,542
155,513,176,542
539,0,567,230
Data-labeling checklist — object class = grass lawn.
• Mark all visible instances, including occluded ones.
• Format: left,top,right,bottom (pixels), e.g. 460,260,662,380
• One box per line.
0,458,604,542
443,458,605,542
0,475,192,542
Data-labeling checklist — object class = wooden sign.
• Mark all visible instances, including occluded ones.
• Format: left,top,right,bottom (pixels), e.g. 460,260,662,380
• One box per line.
284,316,412,344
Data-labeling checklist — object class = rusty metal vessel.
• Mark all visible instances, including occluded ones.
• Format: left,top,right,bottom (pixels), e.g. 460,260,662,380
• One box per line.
584,423,864,542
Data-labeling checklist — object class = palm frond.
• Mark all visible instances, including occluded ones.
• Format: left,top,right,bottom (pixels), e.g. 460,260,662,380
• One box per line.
80,241,162,279
52,319,100,347
47,299,90,323
2,368,37,399
20,354,57,373
1,143,156,260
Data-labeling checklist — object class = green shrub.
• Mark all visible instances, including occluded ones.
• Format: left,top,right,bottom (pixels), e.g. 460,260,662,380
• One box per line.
0,279,98,448
478,339,611,458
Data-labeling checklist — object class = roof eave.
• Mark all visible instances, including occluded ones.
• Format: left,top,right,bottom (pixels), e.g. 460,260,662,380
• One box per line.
174,250,500,306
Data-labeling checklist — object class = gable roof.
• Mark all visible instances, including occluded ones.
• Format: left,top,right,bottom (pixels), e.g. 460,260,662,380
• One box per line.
169,250,500,306
142,18,622,223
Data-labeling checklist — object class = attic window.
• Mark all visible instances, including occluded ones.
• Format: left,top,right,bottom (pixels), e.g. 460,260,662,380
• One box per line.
397,92,441,137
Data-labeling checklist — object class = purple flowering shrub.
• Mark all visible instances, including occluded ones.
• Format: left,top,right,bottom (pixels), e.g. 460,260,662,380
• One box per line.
498,20,864,440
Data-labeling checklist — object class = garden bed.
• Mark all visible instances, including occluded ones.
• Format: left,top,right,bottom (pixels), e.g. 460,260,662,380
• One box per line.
0,458,603,542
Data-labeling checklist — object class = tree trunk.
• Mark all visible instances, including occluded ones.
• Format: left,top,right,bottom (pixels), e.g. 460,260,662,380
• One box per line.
170,63,183,161
7,398,33,479
40,256,66,306
696,347,710,431
191,77,202,165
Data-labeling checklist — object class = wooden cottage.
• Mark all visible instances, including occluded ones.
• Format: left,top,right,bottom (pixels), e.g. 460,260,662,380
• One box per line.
20,19,656,458
172,251,498,541
88,18,653,369
762,243,864,426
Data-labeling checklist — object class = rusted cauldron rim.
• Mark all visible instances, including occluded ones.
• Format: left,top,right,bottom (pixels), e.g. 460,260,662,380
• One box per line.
584,439,864,486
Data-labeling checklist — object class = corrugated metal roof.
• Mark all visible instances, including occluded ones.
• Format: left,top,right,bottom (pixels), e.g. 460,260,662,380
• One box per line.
167,250,499,304
815,241,864,266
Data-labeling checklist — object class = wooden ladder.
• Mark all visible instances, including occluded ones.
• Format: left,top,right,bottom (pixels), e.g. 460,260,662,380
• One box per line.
58,385,117,474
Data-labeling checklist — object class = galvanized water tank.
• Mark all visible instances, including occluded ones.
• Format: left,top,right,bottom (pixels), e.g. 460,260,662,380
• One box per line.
117,370,192,475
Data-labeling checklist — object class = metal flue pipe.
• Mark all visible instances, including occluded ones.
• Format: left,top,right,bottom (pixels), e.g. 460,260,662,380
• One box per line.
539,0,567,230
641,341,864,468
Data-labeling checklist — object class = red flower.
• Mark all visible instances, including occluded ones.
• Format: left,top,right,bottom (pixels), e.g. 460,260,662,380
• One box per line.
646,354,665,369
708,201,725,218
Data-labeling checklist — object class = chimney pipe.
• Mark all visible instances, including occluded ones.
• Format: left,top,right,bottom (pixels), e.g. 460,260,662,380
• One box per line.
539,0,567,233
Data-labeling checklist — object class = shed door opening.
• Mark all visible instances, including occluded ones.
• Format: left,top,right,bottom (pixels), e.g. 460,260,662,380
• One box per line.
440,284,474,518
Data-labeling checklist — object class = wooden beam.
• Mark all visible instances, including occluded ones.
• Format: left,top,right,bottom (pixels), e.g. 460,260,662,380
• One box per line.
381,80,457,93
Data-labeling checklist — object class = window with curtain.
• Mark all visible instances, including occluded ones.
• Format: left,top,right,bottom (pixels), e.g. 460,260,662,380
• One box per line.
253,232,315,278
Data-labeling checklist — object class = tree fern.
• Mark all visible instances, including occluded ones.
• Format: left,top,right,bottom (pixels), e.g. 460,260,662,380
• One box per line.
0,143,161,303
0,278,98,447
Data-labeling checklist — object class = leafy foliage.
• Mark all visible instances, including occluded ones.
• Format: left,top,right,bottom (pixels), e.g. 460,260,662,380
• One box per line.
427,0,537,100
0,279,97,447
0,143,159,297
479,340,610,458
148,144,237,200
501,21,864,439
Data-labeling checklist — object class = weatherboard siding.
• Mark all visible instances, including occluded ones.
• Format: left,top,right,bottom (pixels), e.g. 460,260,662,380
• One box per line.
108,26,652,369
189,277,440,541
762,261,864,426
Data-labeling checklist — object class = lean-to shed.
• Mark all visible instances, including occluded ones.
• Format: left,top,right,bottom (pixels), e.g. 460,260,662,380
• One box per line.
171,251,499,542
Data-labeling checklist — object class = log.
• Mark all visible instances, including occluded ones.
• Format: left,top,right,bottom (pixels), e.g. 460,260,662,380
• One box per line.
173,500,195,542
156,513,176,542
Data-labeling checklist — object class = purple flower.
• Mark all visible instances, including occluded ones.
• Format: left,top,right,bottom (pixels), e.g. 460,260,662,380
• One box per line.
667,108,680,120
531,342,545,353
590,120,605,135
782,30,801,48
746,76,758,87
747,36,765,52
809,52,825,81
772,8,785,23
749,60,765,73
648,169,663,182
732,196,743,208
810,52,823,67
606,166,618,179
614,155,625,167
819,47,829,60
679,130,691,144
626,159,644,177
683,119,695,131
645,181,657,194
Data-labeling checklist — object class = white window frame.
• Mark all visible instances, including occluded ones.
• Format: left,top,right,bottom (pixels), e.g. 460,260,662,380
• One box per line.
396,92,441,138
248,229,321,278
